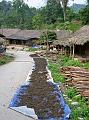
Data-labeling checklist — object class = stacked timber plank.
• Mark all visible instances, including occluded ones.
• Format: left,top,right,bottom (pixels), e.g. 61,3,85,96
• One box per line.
61,66,89,101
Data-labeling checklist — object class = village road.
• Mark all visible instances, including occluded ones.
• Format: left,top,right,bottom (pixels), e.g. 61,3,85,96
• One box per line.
0,50,34,120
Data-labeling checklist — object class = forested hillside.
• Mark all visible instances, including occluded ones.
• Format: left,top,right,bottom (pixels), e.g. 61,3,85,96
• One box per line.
0,0,88,30
70,3,86,12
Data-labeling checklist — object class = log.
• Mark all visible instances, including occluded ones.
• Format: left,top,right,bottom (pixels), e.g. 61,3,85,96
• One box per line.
73,77,89,81
81,90,89,97
60,66,89,104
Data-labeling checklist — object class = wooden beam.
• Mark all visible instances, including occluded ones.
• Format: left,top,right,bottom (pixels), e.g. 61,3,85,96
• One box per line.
72,44,75,58
70,45,72,57
61,46,63,55
65,47,66,55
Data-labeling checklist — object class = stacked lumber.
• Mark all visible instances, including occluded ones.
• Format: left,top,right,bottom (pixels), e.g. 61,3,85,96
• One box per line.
61,66,89,101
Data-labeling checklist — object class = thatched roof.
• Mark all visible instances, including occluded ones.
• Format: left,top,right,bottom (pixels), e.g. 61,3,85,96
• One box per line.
6,30,41,40
0,29,71,45
0,29,20,37
69,25,89,45
54,26,89,46
53,30,71,46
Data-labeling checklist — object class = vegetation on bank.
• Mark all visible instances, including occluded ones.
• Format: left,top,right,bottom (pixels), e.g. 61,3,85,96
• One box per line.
48,55,89,120
0,54,14,65
28,47,40,52
48,62,65,83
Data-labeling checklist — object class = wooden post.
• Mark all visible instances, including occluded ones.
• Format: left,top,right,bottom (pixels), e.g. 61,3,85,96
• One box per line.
46,30,49,57
5,38,7,46
46,34,49,51
58,45,59,53
70,45,72,57
61,46,63,55
57,45,60,56
72,44,75,58
63,46,64,55
65,47,67,56
14,40,16,44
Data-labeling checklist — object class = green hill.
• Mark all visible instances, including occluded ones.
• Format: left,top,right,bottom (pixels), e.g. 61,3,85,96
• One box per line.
70,3,86,12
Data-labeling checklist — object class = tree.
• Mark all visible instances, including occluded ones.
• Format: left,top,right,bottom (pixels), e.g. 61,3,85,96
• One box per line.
0,0,12,27
60,0,69,21
79,5,89,25
0,0,38,29
40,31,57,44
87,0,89,5
51,0,69,21
32,13,43,29
0,0,11,12
40,31,57,50
40,0,63,24
46,0,63,23
66,7,76,22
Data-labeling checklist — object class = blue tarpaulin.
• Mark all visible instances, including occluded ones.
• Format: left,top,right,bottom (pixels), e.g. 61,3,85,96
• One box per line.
9,81,71,120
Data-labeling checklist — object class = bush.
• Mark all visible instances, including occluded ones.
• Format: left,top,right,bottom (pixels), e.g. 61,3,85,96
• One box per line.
65,87,77,99
59,55,72,66
70,96,89,120
56,22,81,32
58,55,84,67
79,5,89,25
0,55,14,65
83,62,89,68
64,59,83,67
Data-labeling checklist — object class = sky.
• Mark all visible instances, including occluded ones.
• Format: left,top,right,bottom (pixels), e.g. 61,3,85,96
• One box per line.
24,0,87,8
0,0,87,8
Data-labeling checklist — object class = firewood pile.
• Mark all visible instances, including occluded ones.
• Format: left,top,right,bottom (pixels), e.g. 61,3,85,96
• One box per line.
61,66,89,101
35,50,58,61
35,50,46,57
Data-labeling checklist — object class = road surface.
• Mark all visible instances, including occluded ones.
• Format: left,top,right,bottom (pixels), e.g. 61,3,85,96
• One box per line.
0,50,34,120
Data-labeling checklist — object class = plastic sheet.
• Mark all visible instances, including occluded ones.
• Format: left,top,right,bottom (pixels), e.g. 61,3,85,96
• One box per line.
9,81,71,120
9,57,71,120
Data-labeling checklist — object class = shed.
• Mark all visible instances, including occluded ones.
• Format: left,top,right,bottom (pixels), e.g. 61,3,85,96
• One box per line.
0,29,42,46
53,30,71,54
53,30,71,46
69,25,89,57
0,28,20,38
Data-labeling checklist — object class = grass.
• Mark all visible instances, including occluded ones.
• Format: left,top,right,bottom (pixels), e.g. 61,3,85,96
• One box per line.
0,54,14,65
48,62,65,83
48,55,89,120
64,87,77,99
58,55,82,67
65,88,89,120
28,47,39,52
58,55,89,68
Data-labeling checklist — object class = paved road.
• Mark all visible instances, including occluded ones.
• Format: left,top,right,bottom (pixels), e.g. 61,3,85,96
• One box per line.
0,50,34,120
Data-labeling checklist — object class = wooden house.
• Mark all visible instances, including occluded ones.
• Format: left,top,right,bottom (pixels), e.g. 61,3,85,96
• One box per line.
0,29,41,46
53,30,71,54
53,25,89,60
69,25,89,58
